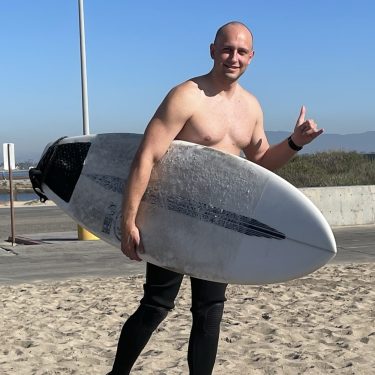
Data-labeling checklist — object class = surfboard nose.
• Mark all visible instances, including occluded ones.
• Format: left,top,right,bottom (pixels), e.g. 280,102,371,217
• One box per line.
326,226,337,256
254,177,337,258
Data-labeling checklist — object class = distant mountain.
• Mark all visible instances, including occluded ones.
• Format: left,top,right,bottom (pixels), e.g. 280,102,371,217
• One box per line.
266,131,375,154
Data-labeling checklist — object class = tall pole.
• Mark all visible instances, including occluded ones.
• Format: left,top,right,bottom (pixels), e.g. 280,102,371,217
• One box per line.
77,0,98,241
78,0,90,135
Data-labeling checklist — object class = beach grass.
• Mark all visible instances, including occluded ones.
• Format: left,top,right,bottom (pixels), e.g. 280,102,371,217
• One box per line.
276,151,375,188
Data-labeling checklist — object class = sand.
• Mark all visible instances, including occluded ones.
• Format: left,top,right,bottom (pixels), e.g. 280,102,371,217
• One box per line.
1,262,374,374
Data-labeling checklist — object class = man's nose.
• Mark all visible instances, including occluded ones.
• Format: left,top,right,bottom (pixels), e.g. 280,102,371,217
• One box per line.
229,51,239,62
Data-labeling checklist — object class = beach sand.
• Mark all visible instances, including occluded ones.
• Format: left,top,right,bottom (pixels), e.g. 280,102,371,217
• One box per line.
1,263,374,374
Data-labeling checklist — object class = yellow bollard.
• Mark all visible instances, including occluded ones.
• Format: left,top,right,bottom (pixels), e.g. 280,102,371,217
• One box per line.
77,225,99,241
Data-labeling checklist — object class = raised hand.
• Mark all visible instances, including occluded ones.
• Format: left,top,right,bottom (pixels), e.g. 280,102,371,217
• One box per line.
292,105,324,147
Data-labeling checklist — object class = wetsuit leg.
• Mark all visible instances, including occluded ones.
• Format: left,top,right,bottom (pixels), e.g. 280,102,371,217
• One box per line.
108,263,184,375
187,277,227,375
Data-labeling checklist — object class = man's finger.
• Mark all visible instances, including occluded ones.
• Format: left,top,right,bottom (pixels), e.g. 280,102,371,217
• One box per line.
121,237,140,261
310,128,324,139
296,105,306,126
128,237,142,261
137,240,145,255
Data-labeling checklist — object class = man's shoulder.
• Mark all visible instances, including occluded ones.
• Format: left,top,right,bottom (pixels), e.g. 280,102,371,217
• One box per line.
173,77,201,93
239,85,261,107
238,84,257,100
166,78,203,103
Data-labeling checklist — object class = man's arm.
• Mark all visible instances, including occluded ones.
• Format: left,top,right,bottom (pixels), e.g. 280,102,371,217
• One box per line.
244,106,323,171
121,84,196,260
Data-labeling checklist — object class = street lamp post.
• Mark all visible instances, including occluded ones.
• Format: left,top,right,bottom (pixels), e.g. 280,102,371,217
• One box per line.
78,0,90,136
77,0,98,240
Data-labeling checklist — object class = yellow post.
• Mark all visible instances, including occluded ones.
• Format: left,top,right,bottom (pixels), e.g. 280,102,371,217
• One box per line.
77,225,99,240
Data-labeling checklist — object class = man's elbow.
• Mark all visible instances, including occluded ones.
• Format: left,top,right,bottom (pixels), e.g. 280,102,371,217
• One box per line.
252,150,280,172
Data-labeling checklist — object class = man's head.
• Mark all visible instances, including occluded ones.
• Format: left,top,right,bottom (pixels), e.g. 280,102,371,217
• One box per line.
210,21,254,82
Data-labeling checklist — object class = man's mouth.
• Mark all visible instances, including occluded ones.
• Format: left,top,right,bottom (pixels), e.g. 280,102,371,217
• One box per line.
224,64,239,70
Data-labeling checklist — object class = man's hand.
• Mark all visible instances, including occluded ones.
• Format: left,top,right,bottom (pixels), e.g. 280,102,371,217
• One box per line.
292,106,323,147
121,223,143,261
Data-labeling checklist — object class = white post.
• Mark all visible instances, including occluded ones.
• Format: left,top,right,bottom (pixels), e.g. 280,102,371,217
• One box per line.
78,0,90,135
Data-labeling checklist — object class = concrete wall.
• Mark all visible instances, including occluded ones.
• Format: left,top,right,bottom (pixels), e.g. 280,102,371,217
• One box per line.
300,185,375,227
1,178,374,227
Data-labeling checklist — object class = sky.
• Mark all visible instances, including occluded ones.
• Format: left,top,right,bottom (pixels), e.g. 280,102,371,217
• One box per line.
1,0,374,161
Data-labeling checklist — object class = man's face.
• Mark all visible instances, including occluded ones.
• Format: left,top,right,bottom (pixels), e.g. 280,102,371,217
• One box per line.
211,25,254,82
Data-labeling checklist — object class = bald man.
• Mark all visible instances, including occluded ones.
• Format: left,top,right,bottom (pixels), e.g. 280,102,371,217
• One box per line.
108,21,322,375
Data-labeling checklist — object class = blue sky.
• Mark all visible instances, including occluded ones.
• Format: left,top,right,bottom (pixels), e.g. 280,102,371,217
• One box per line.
1,0,374,161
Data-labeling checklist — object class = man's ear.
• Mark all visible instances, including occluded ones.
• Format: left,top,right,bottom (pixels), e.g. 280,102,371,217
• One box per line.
248,50,255,65
210,43,215,59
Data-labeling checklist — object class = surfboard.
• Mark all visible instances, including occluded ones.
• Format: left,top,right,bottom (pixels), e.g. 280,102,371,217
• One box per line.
29,133,336,285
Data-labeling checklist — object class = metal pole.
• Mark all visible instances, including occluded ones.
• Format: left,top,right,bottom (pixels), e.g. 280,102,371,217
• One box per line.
7,144,15,246
77,1,98,241
78,0,90,135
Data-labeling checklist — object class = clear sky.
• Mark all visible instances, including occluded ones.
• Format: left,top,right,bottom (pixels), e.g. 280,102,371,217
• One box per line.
1,0,374,161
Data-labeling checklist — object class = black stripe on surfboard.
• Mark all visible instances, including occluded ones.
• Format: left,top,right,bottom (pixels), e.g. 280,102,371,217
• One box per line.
85,173,285,240
144,191,285,240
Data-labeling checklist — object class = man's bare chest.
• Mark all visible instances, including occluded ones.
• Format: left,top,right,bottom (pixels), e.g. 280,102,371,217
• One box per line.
180,103,255,149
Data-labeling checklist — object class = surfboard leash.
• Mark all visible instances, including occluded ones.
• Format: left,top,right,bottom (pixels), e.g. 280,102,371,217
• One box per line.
29,136,68,203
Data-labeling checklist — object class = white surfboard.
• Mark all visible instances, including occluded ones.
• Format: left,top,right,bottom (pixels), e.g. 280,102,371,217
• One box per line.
30,133,336,284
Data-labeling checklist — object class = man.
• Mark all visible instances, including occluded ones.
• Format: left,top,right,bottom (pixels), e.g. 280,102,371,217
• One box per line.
108,21,322,374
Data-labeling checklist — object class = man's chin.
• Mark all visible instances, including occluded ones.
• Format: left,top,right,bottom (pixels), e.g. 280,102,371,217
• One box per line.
223,71,242,82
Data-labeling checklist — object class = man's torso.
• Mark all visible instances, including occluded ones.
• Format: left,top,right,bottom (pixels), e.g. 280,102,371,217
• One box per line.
174,77,260,156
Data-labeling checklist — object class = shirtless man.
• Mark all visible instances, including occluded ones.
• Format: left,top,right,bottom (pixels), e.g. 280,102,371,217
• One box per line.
108,21,322,375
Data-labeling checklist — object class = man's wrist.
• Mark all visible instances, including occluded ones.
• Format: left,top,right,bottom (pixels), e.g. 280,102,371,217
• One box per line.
287,135,303,151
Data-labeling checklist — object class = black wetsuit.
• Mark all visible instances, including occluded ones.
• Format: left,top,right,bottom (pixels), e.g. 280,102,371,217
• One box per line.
108,262,227,375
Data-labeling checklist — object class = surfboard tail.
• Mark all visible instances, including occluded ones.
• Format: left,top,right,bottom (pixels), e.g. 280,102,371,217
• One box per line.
29,137,68,202
29,136,91,204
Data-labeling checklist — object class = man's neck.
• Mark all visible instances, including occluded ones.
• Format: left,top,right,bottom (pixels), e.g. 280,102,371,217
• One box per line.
206,71,239,96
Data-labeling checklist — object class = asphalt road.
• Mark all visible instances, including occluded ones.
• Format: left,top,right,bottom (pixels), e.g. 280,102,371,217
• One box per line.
0,206,76,239
0,205,146,284
0,205,374,284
